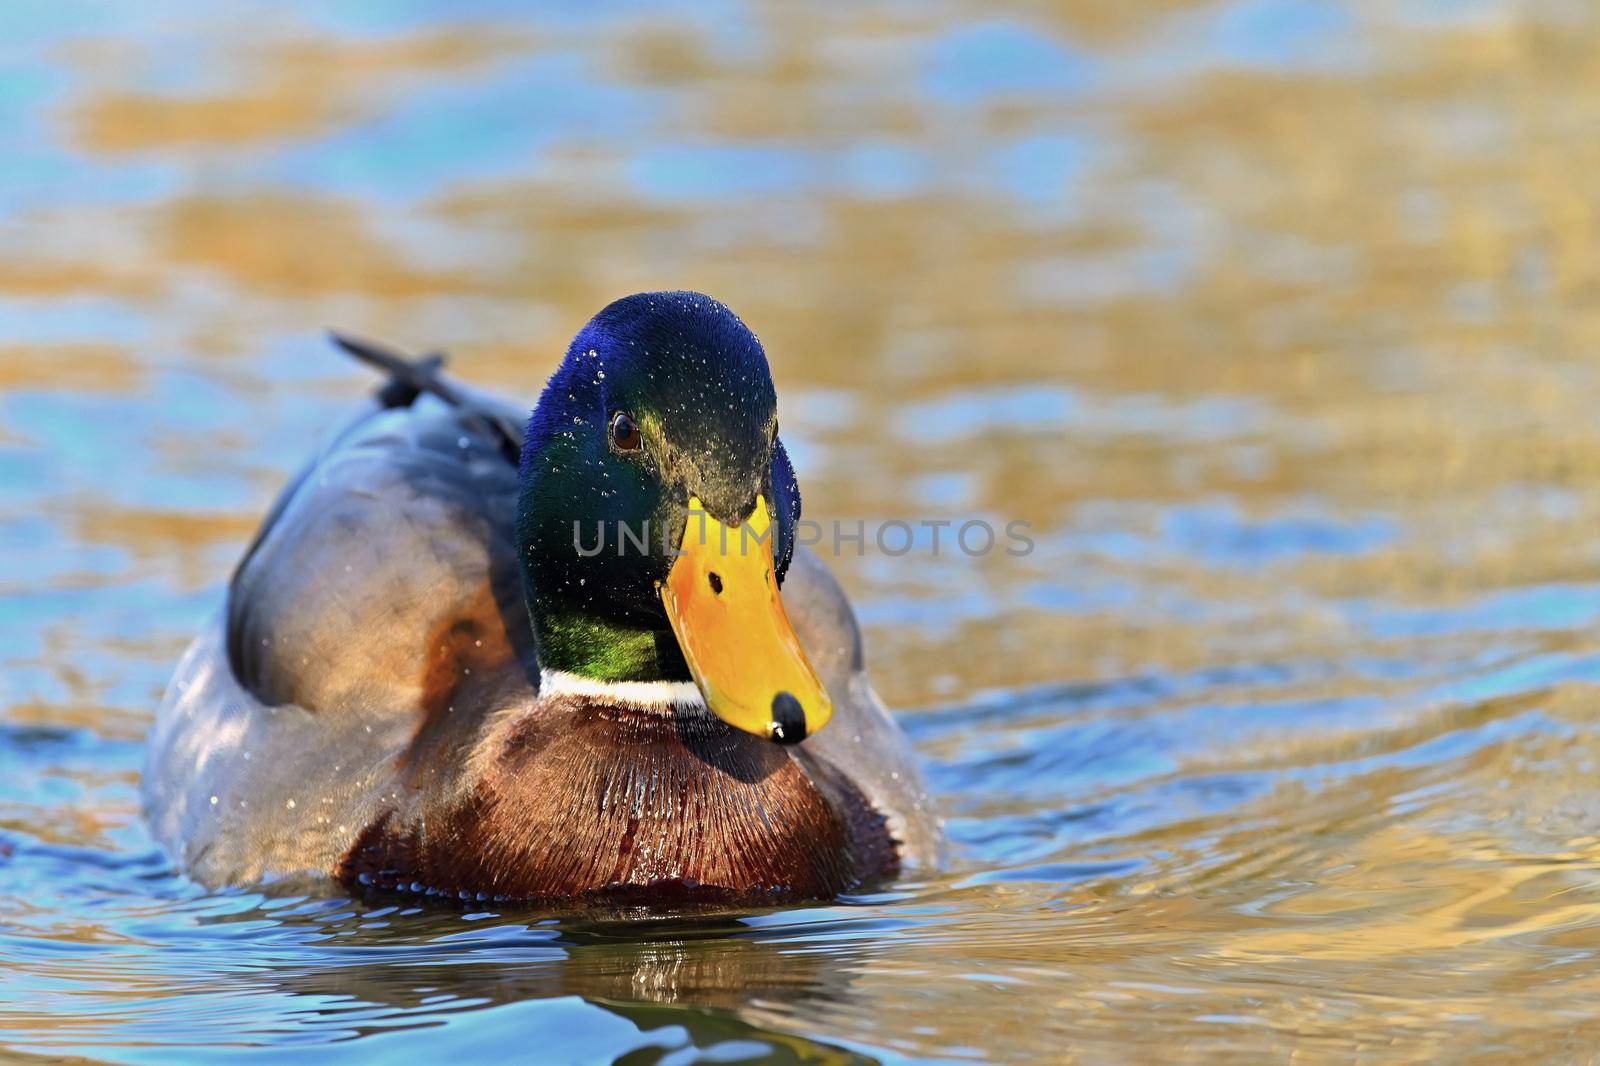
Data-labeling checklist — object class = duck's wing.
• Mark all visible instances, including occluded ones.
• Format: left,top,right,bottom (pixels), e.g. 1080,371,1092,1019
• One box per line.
784,546,947,871
226,340,536,721
144,342,540,886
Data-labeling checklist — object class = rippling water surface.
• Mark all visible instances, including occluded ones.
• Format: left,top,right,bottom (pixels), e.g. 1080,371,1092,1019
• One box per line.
8,1,1600,1060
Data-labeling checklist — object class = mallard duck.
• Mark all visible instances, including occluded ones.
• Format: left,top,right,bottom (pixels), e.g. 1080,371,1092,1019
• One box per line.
143,292,942,903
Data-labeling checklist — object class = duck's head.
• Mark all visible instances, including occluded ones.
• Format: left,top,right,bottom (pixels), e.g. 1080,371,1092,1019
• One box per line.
516,292,829,744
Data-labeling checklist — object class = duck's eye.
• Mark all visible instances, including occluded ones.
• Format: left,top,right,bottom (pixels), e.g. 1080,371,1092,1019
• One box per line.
610,411,642,452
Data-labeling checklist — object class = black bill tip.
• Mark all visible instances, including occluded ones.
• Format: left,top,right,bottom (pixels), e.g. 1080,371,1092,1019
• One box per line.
768,692,807,745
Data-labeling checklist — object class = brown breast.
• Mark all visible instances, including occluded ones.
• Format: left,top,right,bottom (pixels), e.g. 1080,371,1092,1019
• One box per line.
337,694,899,903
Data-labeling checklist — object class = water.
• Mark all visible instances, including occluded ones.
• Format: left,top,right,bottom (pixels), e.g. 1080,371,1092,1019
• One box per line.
6,0,1600,1059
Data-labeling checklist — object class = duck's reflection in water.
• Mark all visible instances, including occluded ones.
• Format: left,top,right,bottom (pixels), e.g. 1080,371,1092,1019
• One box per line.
226,901,872,1060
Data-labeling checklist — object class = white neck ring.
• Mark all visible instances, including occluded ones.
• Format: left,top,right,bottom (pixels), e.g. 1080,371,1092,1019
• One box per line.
538,668,708,711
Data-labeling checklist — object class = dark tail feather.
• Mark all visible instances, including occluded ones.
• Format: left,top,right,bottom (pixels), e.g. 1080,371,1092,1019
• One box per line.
328,331,463,409
328,331,522,464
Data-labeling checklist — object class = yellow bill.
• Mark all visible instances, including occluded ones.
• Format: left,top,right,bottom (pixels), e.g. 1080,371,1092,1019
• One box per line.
660,495,832,744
